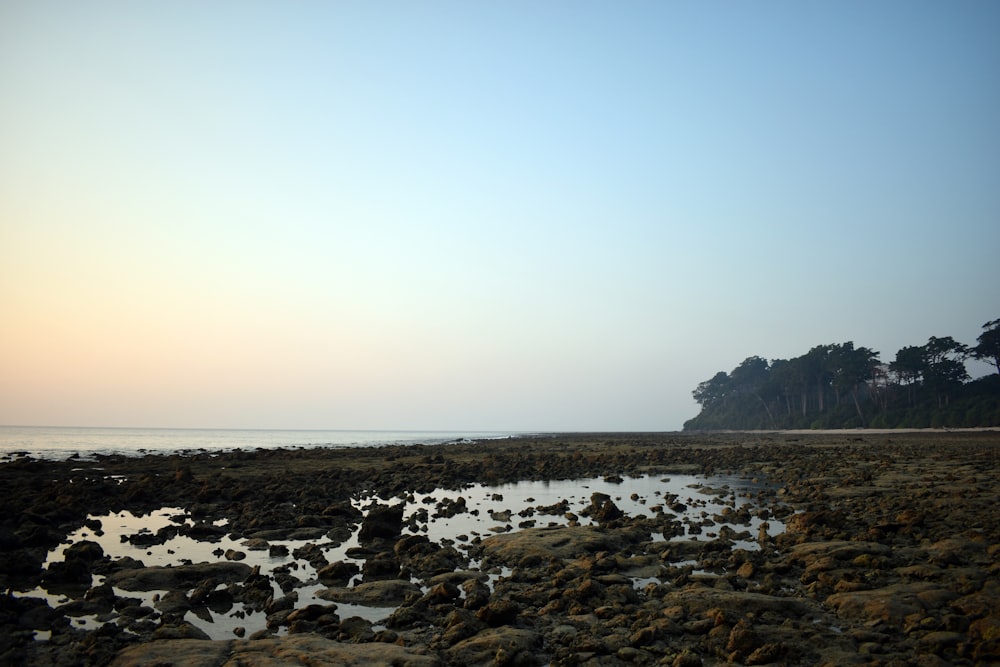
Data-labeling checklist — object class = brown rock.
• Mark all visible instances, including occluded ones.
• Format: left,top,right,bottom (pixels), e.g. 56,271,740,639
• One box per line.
317,579,420,606
358,503,405,544
825,583,941,628
478,526,622,566
446,627,540,666
105,562,252,591
110,635,440,666
476,598,520,626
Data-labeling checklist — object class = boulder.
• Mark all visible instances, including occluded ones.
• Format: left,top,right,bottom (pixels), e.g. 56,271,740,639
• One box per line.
317,579,420,606
446,627,541,667
825,582,942,628
317,560,360,585
105,562,252,591
358,504,405,544
477,526,622,566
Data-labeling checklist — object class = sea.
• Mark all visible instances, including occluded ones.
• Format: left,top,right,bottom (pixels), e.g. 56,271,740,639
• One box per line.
0,426,522,462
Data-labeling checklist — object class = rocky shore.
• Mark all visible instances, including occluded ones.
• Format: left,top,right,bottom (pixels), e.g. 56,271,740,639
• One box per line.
1,431,998,666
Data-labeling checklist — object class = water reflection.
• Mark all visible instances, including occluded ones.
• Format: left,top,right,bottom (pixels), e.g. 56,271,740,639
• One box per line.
20,473,785,641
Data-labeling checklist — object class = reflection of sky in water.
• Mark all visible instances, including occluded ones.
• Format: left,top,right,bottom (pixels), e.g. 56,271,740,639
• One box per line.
22,474,786,641
365,474,783,548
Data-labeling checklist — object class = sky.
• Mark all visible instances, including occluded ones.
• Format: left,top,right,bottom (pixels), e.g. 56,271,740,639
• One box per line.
1,2,998,431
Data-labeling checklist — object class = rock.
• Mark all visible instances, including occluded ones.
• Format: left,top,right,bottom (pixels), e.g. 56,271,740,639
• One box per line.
358,503,405,544
265,592,297,615
726,622,759,654
660,587,815,619
316,579,420,606
586,492,624,523
746,642,785,665
110,635,440,666
242,538,270,550
154,590,190,614
224,549,246,561
317,560,361,585
421,581,460,605
462,579,491,610
672,650,702,667
105,562,252,591
475,598,519,626
362,551,401,581
64,539,105,563
477,526,622,566
151,621,211,640
446,627,541,666
783,510,845,537
291,542,329,569
338,615,376,642
825,583,942,628
787,540,891,565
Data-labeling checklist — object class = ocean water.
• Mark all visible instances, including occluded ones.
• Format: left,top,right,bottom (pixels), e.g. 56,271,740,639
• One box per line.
0,426,520,462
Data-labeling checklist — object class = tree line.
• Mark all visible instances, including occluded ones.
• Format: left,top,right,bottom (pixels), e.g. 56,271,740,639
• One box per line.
684,318,1000,430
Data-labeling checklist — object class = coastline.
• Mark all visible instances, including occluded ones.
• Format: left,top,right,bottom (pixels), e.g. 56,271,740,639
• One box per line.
3,431,998,665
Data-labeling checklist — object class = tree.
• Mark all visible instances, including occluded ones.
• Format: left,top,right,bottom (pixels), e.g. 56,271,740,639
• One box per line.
889,345,925,407
802,345,834,413
921,336,969,407
830,342,880,425
693,371,730,410
729,356,775,427
766,358,795,419
972,318,1000,376
782,353,813,417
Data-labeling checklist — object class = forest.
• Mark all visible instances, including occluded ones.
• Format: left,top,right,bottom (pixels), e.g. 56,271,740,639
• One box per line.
683,319,1000,430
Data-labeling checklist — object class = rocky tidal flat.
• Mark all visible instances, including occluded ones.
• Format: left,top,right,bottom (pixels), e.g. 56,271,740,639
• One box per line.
1,432,998,666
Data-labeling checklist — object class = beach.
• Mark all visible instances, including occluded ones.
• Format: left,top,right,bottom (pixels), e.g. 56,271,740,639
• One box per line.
2,431,998,666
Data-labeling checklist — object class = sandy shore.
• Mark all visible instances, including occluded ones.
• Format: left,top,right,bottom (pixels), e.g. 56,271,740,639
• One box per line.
2,431,998,666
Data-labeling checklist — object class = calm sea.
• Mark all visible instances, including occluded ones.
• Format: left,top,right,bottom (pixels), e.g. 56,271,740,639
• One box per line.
0,426,521,462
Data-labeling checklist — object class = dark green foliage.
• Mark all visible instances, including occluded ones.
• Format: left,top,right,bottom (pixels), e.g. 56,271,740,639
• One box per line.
684,320,1000,430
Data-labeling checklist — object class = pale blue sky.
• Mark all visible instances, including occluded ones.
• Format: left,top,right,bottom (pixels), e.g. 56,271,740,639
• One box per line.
2,2,998,430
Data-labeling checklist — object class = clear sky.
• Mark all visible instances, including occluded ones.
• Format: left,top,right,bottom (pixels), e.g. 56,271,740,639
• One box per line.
2,2,998,431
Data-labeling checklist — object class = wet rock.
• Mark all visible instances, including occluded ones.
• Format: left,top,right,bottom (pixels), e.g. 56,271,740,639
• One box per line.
462,578,491,610
154,590,191,614
438,608,487,646
585,492,624,523
476,598,519,626
317,559,361,585
317,579,420,606
151,620,211,640
746,642,785,665
447,627,541,666
11,597,62,631
421,581,460,605
265,591,297,615
64,539,105,563
672,650,702,667
358,503,405,544
241,537,269,550
782,509,846,539
286,603,340,628
291,542,329,569
110,635,440,666
406,546,464,579
477,526,623,566
338,615,375,642
42,538,108,586
825,582,943,629
362,551,401,581
106,561,252,591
